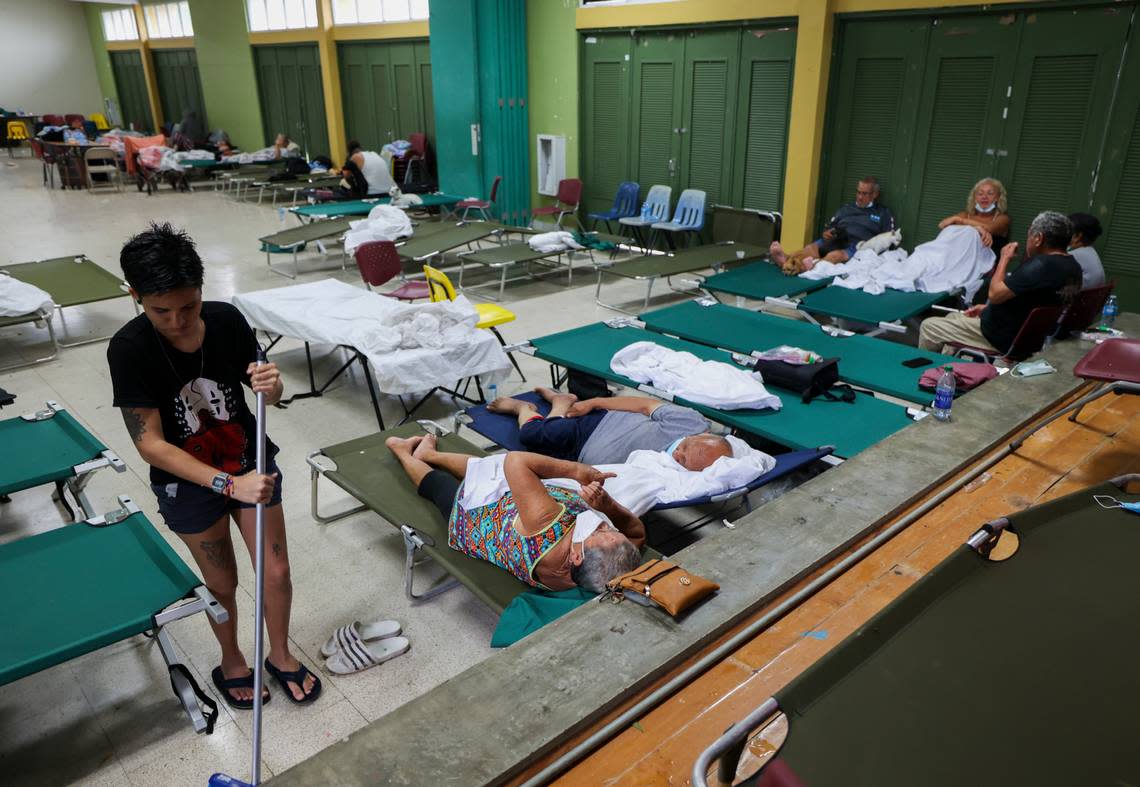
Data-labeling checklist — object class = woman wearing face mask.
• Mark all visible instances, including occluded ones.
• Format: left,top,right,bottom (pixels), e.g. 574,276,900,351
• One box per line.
938,178,1011,250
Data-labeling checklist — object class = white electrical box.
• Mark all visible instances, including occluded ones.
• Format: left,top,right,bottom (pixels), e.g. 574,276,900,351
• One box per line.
536,134,566,196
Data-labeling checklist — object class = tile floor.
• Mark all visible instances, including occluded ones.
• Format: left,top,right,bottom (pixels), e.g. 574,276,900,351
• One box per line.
0,157,727,785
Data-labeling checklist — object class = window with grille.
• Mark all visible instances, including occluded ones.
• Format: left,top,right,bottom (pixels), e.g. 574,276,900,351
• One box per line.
101,8,139,41
247,0,320,31
331,0,429,25
144,1,194,38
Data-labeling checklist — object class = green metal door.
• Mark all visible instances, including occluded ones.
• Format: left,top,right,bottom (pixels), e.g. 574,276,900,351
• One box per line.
678,29,739,208
904,14,1018,244
388,42,421,140
253,44,329,158
630,31,684,204
415,42,435,146
152,49,207,132
580,34,632,214
732,26,797,212
818,18,929,230
994,7,1129,245
110,50,153,132
339,40,432,154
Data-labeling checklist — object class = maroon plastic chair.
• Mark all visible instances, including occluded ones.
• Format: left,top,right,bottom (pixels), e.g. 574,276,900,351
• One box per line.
946,305,1063,363
1059,282,1115,334
1010,338,1140,450
64,114,86,126
42,114,65,126
456,175,500,221
354,241,430,301
532,178,583,229
401,132,430,184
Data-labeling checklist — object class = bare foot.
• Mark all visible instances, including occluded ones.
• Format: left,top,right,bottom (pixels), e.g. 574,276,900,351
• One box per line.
801,257,816,271
487,396,524,414
412,433,437,460
535,386,577,411
385,435,424,454
769,241,786,266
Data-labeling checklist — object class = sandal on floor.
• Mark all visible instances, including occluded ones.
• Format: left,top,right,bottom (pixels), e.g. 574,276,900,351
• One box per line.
211,666,271,710
264,658,322,704
326,633,410,675
320,619,402,658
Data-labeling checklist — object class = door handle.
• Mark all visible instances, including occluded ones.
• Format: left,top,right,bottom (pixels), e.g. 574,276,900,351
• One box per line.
995,149,1009,157
668,158,676,175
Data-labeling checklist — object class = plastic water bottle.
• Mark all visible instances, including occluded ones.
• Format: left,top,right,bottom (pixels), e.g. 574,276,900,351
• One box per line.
932,365,955,422
640,202,651,222
1100,294,1118,330
486,382,498,404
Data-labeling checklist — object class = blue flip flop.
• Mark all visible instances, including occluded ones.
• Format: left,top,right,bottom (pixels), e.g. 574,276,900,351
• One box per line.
211,666,271,710
264,658,322,704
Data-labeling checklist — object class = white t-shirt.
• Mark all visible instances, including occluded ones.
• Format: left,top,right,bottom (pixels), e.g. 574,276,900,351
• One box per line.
359,151,395,195
1069,245,1106,289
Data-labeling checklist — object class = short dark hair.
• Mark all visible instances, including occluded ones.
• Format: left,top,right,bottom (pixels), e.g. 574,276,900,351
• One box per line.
346,139,362,155
1068,212,1102,244
120,222,204,296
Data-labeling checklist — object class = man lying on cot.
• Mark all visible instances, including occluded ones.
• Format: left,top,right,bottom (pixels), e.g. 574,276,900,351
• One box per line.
387,434,645,592
107,223,321,709
769,176,896,275
487,386,731,469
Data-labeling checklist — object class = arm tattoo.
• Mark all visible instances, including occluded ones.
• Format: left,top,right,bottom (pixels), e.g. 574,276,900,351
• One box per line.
121,408,148,443
272,542,282,558
199,538,235,570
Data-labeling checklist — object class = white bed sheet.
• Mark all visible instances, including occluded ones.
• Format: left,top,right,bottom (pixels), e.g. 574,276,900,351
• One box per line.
231,279,510,395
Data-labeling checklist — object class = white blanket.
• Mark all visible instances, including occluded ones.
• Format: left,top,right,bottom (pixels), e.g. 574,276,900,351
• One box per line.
343,206,415,255
610,342,781,411
0,275,53,318
231,279,509,395
221,145,298,164
801,225,994,295
527,231,583,254
457,435,775,529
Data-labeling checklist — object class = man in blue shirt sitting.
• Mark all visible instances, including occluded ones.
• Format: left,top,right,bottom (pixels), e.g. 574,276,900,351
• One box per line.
770,176,896,275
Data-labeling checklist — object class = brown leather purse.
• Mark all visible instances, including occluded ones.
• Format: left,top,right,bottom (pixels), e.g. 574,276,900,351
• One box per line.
603,559,719,617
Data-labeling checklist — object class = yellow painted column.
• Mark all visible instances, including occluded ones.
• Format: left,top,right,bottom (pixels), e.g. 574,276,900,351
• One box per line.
781,0,835,245
132,4,165,131
317,0,347,164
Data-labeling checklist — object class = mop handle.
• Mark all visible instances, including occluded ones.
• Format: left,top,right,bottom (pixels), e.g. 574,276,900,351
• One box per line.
251,348,268,786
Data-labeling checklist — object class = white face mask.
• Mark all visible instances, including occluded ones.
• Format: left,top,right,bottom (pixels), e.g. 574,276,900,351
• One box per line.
975,202,997,214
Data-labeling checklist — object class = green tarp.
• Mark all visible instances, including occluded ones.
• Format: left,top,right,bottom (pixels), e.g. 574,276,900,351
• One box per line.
0,409,106,496
701,261,831,301
799,285,950,324
604,243,769,281
0,256,126,309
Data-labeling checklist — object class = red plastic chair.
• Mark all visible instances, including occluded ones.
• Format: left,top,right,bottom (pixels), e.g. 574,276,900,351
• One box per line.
1059,282,1115,334
29,138,55,188
354,241,430,301
1010,338,1140,450
64,114,86,126
532,178,583,229
456,175,500,221
401,132,429,184
945,305,1063,363
42,114,65,126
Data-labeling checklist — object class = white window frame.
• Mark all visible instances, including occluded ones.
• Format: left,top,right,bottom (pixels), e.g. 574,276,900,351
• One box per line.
331,0,429,26
101,8,140,42
246,0,320,32
144,1,195,39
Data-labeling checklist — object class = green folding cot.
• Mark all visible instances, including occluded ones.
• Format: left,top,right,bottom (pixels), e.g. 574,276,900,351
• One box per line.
0,402,126,520
639,300,961,406
257,217,355,279
396,221,506,268
521,322,914,458
798,284,953,331
700,261,832,303
289,193,464,221
455,243,582,301
695,474,1140,787
595,242,769,313
0,496,227,733
0,255,135,370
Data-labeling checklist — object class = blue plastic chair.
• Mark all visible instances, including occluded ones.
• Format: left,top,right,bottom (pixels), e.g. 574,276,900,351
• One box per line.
618,184,672,249
650,188,706,249
588,181,640,233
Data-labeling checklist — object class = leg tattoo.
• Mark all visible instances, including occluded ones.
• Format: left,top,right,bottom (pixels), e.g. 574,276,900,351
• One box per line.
272,542,282,557
199,537,234,570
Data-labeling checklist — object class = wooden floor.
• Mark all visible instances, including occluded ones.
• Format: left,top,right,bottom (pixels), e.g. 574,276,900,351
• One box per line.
524,386,1140,786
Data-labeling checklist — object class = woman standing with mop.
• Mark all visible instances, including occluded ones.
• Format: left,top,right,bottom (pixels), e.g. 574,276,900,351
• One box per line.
108,223,321,712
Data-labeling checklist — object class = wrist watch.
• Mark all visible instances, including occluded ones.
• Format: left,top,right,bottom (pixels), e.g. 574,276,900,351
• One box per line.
210,472,231,495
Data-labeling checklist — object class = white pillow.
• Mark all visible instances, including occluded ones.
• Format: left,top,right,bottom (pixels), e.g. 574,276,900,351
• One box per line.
857,229,902,253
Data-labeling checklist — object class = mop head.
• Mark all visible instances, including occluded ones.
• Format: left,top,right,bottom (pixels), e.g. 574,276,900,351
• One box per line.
208,774,253,787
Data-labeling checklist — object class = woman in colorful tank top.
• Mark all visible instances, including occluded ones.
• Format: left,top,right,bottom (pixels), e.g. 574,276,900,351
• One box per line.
386,433,646,593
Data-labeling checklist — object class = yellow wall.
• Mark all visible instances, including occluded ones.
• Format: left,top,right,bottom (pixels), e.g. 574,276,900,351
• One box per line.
575,0,1030,245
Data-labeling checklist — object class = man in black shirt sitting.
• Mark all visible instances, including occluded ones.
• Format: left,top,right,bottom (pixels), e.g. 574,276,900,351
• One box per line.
918,211,1082,355
107,224,321,709
769,176,896,274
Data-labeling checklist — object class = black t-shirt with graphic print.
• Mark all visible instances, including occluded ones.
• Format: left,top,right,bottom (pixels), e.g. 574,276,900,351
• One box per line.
107,301,276,486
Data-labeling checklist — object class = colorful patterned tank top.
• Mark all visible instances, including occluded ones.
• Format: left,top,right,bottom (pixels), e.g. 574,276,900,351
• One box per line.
448,483,589,589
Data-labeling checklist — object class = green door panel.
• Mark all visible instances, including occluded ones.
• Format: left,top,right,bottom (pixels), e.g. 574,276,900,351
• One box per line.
631,32,684,203
253,44,328,158
110,50,153,133
339,40,431,156
679,29,739,208
734,27,796,212
905,15,1018,243
388,42,421,140
580,34,632,214
995,7,1129,244
818,18,929,231
152,49,207,132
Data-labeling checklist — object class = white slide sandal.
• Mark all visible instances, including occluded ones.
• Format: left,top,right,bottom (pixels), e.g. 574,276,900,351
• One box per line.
320,619,402,658
326,632,410,675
